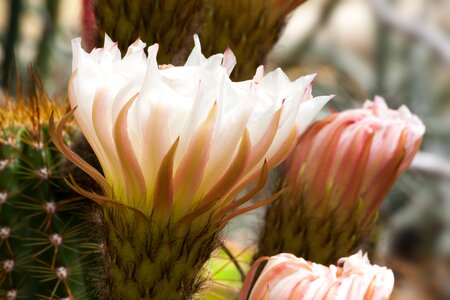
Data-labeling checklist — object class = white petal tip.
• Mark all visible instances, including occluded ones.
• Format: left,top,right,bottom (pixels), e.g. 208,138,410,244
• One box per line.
193,34,201,50
222,47,237,75
253,66,265,83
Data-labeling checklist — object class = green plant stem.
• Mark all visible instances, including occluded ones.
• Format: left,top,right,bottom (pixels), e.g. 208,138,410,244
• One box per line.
98,205,220,300
255,192,377,265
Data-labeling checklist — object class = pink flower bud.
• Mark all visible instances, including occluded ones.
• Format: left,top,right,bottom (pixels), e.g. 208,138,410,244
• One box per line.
81,0,97,52
255,97,425,264
240,251,395,300
284,96,425,222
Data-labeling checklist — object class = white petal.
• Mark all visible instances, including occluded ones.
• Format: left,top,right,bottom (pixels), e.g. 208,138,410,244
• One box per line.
296,95,334,133
185,34,206,66
222,48,236,76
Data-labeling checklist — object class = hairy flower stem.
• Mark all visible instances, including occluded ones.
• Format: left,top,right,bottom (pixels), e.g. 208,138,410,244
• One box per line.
97,205,220,300
255,191,378,265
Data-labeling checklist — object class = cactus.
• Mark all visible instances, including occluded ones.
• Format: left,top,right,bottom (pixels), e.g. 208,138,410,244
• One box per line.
92,0,307,79
0,75,96,299
93,0,203,65
200,0,308,80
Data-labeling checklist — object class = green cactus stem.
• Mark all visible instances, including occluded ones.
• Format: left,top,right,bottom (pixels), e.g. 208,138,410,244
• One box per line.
0,76,96,299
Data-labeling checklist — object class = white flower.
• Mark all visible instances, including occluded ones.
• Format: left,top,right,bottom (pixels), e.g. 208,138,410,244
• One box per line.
52,34,332,221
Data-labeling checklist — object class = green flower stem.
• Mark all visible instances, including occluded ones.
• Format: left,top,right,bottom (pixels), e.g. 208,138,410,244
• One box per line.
98,205,220,300
255,191,378,265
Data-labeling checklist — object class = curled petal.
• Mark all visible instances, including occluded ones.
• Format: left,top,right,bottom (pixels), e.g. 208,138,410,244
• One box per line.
49,109,111,194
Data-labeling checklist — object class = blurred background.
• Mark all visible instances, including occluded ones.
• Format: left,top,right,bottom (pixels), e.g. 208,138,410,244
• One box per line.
0,0,449,299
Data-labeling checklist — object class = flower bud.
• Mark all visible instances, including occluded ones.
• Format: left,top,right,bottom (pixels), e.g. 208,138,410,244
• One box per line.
81,0,97,52
256,97,425,264
92,0,307,79
241,251,395,300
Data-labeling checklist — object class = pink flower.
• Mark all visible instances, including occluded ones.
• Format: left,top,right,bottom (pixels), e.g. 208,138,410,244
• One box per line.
284,96,425,222
240,251,395,300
